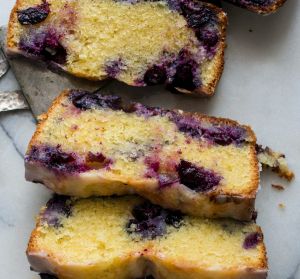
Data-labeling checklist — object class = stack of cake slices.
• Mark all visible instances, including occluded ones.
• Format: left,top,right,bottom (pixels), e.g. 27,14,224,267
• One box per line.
24,89,273,279
6,0,291,278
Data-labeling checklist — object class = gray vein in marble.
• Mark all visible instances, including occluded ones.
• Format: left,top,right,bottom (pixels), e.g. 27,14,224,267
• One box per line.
0,122,24,158
288,263,300,279
0,215,15,228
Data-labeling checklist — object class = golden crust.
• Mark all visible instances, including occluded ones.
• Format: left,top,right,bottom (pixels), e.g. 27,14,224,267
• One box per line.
6,0,227,96
227,0,287,14
197,6,227,96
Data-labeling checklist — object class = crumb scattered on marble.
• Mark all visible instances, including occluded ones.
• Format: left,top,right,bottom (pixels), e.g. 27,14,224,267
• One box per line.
272,184,285,191
256,144,294,181
278,203,285,209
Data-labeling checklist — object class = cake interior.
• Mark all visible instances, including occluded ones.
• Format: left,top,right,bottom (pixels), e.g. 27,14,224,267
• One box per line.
9,0,224,91
29,196,266,279
26,91,258,197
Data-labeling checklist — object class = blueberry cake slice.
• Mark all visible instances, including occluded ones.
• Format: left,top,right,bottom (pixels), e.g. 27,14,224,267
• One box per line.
223,0,287,14
25,89,260,221
7,0,227,96
27,195,268,279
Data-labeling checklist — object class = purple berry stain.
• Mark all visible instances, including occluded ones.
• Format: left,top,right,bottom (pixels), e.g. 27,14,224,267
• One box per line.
177,160,221,192
169,112,246,146
144,156,160,178
19,28,67,64
26,145,89,173
243,232,262,249
171,114,202,138
126,202,183,239
203,125,246,146
144,65,167,86
105,59,125,78
42,195,72,228
70,90,122,111
17,0,50,25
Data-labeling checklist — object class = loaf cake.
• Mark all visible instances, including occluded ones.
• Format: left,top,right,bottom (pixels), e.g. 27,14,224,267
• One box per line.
7,0,227,96
28,195,268,279
223,0,287,14
25,89,260,221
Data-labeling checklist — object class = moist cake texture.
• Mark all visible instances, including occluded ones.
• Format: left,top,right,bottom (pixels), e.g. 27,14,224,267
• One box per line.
27,195,268,279
25,89,260,221
7,0,227,95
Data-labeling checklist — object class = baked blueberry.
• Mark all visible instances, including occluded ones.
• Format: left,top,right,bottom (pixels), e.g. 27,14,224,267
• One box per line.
17,1,50,25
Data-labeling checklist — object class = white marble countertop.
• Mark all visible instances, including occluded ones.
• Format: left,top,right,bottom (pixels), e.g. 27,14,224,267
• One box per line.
0,0,299,278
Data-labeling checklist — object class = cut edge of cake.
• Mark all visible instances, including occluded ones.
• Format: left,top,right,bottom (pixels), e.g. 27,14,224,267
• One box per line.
25,89,260,221
26,196,268,279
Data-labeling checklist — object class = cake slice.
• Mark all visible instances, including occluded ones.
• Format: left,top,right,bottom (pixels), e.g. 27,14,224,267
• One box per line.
28,195,268,279
223,0,287,14
25,89,260,221
7,0,227,96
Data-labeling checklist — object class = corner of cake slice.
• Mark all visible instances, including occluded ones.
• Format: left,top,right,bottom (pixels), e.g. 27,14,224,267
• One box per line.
223,0,287,14
25,89,260,221
27,195,268,279
7,0,227,95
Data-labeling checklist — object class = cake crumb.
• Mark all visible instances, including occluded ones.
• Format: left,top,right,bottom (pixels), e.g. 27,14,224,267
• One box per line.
272,184,285,191
256,144,294,181
278,203,285,209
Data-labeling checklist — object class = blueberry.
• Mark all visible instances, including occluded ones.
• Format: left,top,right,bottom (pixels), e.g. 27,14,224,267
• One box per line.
196,29,219,47
169,49,200,91
42,195,72,227
19,29,67,64
70,90,122,111
203,125,246,146
186,11,212,29
26,145,89,173
171,114,202,138
126,103,167,117
182,4,215,29
131,202,162,221
172,62,197,91
144,65,167,86
165,211,183,228
177,160,221,192
17,1,50,25
126,202,183,239
243,232,262,249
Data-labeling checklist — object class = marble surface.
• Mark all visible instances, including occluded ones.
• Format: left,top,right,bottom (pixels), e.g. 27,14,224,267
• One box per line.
0,0,300,278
